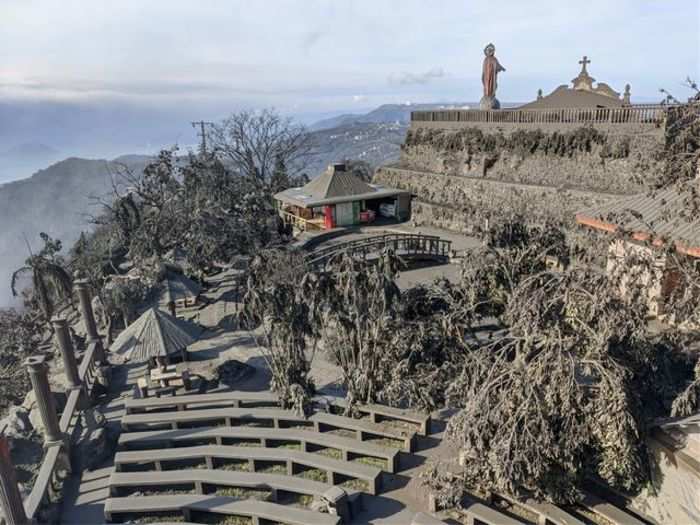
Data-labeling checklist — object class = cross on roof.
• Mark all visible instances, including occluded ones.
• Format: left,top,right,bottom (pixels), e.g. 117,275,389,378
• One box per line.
579,55,591,72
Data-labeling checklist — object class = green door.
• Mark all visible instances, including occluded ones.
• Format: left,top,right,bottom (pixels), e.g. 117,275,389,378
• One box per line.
352,201,361,225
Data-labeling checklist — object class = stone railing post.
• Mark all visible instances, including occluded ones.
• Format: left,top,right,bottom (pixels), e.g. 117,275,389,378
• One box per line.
73,279,105,363
24,356,63,446
0,436,29,525
51,318,81,390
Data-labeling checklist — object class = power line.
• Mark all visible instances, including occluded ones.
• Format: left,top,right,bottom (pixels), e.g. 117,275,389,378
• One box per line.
191,121,214,155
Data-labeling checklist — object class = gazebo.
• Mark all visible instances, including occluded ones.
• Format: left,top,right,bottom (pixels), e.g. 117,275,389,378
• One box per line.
158,270,202,315
110,307,201,366
274,163,411,233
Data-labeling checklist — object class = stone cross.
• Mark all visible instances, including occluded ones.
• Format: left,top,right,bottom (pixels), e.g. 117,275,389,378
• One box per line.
579,55,591,72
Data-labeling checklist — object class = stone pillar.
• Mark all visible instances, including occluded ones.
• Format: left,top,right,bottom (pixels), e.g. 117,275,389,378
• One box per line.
51,318,81,389
0,436,29,525
73,279,105,363
24,356,62,446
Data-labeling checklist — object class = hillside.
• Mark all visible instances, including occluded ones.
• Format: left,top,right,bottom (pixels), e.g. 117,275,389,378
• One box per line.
310,102,471,131
0,114,414,307
0,156,150,307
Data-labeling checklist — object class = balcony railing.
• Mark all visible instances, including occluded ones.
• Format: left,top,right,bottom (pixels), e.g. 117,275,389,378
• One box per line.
411,105,669,126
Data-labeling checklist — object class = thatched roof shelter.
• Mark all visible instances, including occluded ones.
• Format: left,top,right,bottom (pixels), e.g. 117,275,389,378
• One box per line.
159,271,202,307
110,307,201,362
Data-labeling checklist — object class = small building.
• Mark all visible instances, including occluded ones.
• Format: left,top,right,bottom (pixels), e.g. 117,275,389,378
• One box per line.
274,163,411,233
576,185,700,319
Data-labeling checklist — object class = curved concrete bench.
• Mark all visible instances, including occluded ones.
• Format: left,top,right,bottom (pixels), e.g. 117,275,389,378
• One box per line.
315,396,431,436
121,406,311,432
113,444,382,495
126,391,279,414
104,494,341,524
118,426,400,473
580,492,646,525
108,469,356,522
498,493,585,525
121,406,416,452
310,412,416,452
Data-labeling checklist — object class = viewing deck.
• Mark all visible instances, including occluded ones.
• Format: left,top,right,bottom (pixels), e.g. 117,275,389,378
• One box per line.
410,105,669,130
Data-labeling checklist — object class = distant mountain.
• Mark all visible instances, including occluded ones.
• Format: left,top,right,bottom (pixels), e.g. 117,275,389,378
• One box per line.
306,121,407,175
310,103,472,131
0,156,149,307
0,143,63,184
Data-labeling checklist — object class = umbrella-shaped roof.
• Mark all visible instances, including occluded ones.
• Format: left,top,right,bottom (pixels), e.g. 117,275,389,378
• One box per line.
110,307,200,362
159,271,202,305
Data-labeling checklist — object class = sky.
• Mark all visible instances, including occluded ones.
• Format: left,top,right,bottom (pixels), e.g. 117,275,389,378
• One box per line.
0,0,699,165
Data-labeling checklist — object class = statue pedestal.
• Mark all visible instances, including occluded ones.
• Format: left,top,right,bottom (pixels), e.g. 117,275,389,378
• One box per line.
479,96,500,110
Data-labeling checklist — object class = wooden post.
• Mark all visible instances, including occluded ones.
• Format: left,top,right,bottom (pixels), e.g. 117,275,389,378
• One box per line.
24,356,62,446
0,436,29,525
51,318,81,390
73,280,105,363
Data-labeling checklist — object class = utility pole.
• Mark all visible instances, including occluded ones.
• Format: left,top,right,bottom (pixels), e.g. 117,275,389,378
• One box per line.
191,121,214,155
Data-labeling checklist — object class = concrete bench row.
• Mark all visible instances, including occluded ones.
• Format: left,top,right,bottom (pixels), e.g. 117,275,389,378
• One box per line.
121,406,416,452
125,390,279,413
107,469,358,522
125,390,431,436
104,494,341,525
496,493,585,525
113,444,383,495
118,425,401,473
315,396,432,436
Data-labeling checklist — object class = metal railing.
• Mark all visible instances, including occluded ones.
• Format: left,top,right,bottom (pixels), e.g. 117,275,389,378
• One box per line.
306,233,453,270
24,341,102,519
411,105,668,126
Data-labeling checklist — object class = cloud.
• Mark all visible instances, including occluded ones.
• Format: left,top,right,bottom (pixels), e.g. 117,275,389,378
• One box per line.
352,95,367,103
388,67,446,86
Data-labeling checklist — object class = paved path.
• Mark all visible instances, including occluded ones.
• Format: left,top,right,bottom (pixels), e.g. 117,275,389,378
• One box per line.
59,361,147,525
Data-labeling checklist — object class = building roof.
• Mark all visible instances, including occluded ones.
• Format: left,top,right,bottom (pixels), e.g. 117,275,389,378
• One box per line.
519,56,626,110
110,307,201,362
576,185,700,257
274,163,408,208
159,271,202,305
519,85,625,110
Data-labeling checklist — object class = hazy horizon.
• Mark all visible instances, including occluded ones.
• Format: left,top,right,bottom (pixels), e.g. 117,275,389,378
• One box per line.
2,0,698,182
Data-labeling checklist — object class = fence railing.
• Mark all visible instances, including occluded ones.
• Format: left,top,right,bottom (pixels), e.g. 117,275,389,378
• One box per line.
306,233,452,270
411,105,669,126
279,210,324,232
24,340,102,519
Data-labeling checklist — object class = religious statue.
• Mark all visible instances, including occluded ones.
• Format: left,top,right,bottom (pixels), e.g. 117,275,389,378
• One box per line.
480,43,506,110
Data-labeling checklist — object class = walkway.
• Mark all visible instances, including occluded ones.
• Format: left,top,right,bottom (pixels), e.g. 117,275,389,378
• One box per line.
59,361,147,524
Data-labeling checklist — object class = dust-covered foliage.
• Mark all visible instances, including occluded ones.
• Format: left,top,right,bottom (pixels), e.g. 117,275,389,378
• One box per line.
11,232,73,327
243,250,315,414
0,309,43,414
405,126,629,160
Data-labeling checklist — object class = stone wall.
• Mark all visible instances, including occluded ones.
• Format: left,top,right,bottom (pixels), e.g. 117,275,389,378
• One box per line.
375,166,616,235
400,124,665,195
372,120,666,233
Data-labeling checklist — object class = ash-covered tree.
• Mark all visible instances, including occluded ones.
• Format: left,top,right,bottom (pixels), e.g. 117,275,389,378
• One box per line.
243,250,315,414
209,108,314,189
11,232,73,328
0,308,43,413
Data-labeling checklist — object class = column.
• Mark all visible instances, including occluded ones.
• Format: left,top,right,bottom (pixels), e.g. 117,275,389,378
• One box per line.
73,279,105,363
0,436,29,525
24,356,62,445
51,318,81,389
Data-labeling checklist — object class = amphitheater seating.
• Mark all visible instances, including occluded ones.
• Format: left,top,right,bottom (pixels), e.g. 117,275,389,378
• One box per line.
104,494,342,525
108,469,356,522
118,426,401,473
125,390,279,414
113,444,383,495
